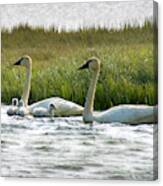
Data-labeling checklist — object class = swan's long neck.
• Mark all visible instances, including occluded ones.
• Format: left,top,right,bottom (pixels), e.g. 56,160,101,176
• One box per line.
22,64,32,107
83,69,100,123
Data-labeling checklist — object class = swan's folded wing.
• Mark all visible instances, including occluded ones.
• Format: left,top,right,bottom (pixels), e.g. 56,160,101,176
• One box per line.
29,97,83,116
53,98,83,116
95,105,157,124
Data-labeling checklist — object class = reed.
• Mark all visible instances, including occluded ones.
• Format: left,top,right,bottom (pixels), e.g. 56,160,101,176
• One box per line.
1,22,157,110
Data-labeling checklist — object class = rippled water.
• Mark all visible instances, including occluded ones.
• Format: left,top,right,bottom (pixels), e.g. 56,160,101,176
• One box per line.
1,105,157,180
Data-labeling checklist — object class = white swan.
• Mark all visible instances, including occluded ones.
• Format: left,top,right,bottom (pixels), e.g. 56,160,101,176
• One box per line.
16,99,29,117
7,98,19,116
13,99,55,117
32,103,55,117
78,57,157,124
13,55,83,117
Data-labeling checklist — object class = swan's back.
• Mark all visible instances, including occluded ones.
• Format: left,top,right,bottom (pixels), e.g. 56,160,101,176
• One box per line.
29,97,83,116
95,105,157,124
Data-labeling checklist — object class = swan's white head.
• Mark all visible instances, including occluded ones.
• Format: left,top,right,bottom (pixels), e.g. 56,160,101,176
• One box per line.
12,98,18,106
78,57,101,72
14,55,32,68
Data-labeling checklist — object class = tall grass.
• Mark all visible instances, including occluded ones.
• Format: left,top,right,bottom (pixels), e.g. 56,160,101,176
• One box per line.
1,22,157,110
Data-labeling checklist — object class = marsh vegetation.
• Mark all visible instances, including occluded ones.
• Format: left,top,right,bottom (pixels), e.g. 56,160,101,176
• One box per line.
1,22,157,110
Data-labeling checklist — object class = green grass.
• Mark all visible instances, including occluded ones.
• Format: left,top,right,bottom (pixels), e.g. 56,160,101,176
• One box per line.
1,22,157,110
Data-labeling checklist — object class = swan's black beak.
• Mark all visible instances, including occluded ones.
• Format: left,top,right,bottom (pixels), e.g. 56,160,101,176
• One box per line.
78,60,92,70
13,58,22,65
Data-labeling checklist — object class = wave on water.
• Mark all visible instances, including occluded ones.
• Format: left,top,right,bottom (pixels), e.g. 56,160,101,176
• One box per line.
1,105,156,180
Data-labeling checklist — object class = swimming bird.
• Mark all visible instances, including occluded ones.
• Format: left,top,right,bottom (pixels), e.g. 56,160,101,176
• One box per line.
32,103,56,117
7,98,19,116
78,57,157,124
16,99,29,117
13,55,83,117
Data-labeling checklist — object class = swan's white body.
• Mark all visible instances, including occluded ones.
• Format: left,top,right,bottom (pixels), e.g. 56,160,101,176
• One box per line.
79,57,157,124
12,55,83,117
7,98,19,116
94,104,157,124
31,97,83,117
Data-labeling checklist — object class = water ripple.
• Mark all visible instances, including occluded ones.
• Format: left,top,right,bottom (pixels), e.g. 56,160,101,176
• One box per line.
1,106,156,180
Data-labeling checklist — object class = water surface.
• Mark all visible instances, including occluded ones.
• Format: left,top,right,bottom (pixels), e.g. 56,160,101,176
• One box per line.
1,105,157,180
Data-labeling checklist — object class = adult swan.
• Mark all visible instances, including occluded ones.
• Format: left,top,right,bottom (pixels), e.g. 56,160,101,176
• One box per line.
12,55,83,117
78,57,157,124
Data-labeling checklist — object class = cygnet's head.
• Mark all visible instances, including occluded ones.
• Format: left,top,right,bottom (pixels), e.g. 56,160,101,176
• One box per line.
12,98,18,106
14,55,32,68
18,99,25,107
78,57,101,72
49,103,56,115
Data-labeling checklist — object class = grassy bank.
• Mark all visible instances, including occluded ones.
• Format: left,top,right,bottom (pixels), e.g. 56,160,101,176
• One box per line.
1,23,157,110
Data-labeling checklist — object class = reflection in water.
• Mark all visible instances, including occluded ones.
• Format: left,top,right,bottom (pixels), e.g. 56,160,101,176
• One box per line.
1,106,156,180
